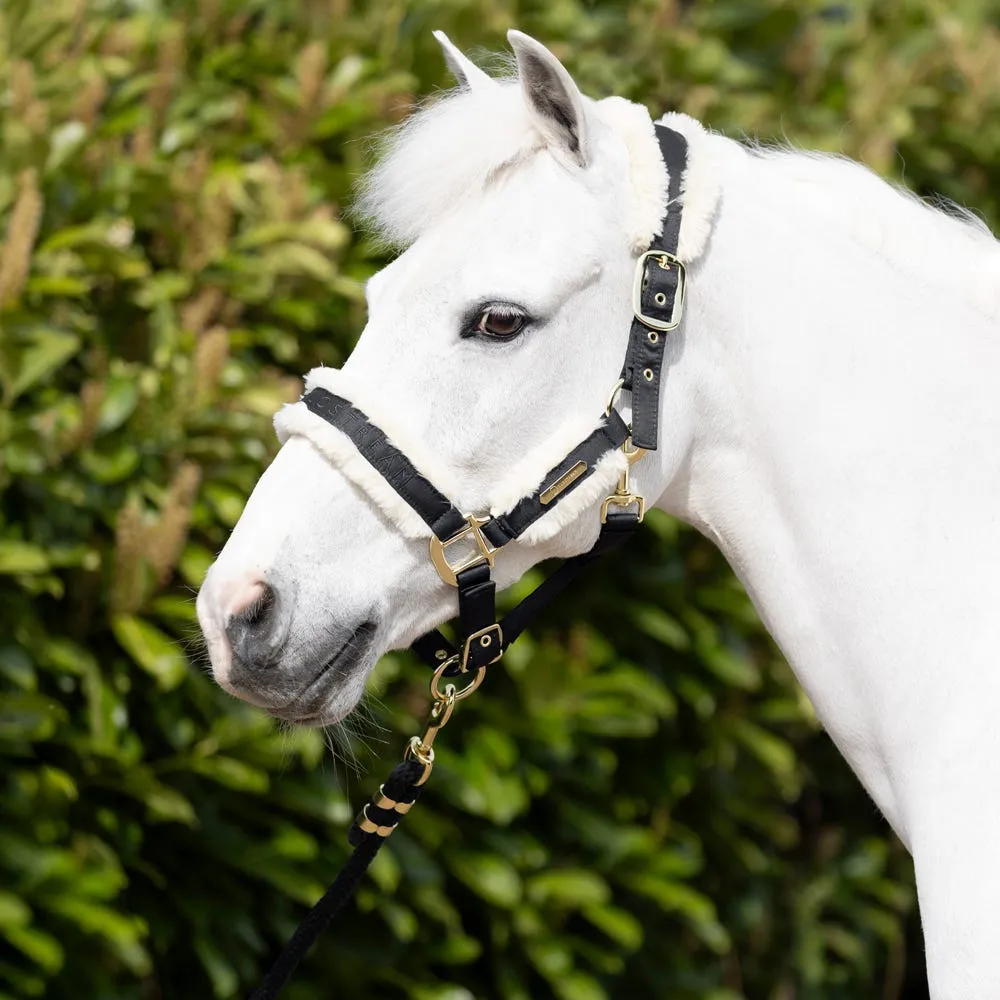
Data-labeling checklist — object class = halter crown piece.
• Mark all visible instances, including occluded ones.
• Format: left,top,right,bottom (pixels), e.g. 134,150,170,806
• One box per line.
248,125,689,1000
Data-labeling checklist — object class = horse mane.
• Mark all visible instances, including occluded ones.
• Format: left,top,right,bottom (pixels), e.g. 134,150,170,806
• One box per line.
745,143,1000,318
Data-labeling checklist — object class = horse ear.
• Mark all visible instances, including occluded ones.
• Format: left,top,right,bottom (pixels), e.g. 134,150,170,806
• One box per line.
433,31,496,91
507,30,589,167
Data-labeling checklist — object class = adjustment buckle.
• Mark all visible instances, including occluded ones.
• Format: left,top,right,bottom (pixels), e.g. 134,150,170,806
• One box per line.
429,514,497,587
633,250,686,331
461,623,504,672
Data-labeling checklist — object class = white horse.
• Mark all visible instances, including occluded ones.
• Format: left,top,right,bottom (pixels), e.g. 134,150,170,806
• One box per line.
197,30,1000,998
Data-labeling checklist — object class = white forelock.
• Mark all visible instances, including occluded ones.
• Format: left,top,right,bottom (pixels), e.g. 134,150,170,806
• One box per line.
355,83,543,250
355,82,720,265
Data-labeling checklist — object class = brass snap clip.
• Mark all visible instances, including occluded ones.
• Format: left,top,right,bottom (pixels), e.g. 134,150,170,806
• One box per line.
405,654,489,786
601,436,647,524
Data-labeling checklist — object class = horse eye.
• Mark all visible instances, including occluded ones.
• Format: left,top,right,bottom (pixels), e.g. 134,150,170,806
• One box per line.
472,304,527,341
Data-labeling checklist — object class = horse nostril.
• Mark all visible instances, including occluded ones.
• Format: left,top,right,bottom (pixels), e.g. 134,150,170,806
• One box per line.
225,583,283,667
242,584,275,627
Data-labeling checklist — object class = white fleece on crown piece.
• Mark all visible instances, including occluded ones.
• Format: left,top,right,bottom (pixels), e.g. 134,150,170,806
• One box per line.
274,366,629,545
594,98,721,261
657,111,722,262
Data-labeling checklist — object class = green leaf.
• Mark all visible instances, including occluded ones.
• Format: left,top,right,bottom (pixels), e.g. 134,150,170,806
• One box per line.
191,756,269,793
144,784,198,826
622,875,730,953
193,938,239,999
732,718,798,781
203,483,247,528
111,615,189,690
0,542,49,575
409,986,476,1000
582,905,644,951
1,925,63,974
42,898,149,974
0,893,31,929
450,853,522,908
178,543,215,589
0,645,34,690
527,869,610,909
97,377,139,433
552,971,606,1000
0,694,66,742
7,329,80,401
629,605,689,649
79,445,141,484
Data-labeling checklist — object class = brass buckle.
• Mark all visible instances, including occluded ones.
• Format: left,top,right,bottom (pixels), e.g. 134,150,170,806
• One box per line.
429,514,497,587
461,623,503,672
632,250,686,331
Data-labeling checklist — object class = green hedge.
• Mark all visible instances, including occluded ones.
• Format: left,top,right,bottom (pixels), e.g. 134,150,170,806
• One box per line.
2,1,997,997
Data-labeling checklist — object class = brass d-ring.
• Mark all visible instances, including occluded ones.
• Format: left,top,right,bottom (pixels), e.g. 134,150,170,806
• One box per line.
430,658,487,702
605,377,625,417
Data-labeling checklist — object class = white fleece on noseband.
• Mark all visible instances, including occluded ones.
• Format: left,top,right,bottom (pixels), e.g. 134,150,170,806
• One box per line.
275,369,437,539
274,367,628,544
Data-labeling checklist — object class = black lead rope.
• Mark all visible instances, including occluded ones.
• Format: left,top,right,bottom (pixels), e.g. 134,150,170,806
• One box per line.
247,759,425,1000
247,124,688,1000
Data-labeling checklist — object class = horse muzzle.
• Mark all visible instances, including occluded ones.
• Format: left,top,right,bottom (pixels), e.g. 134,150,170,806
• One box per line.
196,567,377,723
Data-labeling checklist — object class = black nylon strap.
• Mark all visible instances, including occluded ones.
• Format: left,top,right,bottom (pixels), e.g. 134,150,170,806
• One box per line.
247,837,381,1000
302,391,631,552
411,629,456,669
457,564,499,670
481,411,631,548
623,125,688,450
303,388,467,541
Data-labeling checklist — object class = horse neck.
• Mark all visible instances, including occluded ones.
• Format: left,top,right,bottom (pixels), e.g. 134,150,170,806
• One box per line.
653,136,1000,847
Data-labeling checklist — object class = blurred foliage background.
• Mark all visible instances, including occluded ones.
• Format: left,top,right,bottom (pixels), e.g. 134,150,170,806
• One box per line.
2,0,998,997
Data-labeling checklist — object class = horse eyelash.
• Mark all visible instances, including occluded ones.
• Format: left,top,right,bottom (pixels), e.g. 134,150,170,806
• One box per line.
460,301,532,342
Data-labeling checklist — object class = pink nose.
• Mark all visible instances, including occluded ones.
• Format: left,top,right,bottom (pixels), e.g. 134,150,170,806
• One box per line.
213,572,267,620
198,569,281,685
205,569,289,674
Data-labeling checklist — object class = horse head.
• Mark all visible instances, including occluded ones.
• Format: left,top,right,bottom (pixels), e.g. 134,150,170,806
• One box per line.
196,32,697,724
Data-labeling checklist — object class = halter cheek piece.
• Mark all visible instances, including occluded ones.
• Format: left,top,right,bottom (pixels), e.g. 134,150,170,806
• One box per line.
248,125,688,1000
